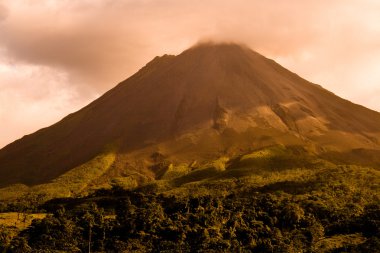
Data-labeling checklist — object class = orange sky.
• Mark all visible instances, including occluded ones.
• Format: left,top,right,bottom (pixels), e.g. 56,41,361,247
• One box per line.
0,0,379,148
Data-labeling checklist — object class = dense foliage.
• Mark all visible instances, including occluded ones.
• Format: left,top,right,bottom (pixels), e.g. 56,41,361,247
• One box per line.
1,147,379,252
1,182,378,252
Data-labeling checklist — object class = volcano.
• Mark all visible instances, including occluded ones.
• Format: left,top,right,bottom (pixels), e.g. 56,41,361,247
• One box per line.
1,42,380,187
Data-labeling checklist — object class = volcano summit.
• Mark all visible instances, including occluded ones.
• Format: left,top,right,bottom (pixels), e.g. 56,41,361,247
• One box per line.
1,43,380,187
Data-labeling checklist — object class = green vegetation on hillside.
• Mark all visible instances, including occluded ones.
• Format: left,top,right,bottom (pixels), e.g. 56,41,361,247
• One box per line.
0,146,117,211
0,146,379,252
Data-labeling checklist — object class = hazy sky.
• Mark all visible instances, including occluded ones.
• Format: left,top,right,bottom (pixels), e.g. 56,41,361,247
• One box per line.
0,0,379,148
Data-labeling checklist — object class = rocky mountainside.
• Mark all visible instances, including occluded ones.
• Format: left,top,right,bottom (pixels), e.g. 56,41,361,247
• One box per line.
1,43,380,187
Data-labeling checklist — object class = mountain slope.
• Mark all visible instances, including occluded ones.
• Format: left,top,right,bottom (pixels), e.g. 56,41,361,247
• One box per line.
1,42,380,187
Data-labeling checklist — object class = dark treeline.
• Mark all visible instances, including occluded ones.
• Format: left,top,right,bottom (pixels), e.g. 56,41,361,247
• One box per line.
1,185,379,252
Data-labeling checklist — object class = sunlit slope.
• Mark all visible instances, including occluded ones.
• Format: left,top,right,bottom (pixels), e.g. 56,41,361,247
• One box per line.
1,43,380,187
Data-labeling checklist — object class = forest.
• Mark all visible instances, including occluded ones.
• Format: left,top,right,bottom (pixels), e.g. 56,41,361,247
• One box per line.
0,147,379,252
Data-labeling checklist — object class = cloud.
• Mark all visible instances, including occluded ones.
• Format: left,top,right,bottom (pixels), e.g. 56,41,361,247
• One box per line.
0,1,8,21
0,0,379,147
0,61,96,148
0,1,331,91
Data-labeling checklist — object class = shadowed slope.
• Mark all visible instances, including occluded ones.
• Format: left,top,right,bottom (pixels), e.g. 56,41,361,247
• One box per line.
0,43,380,187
